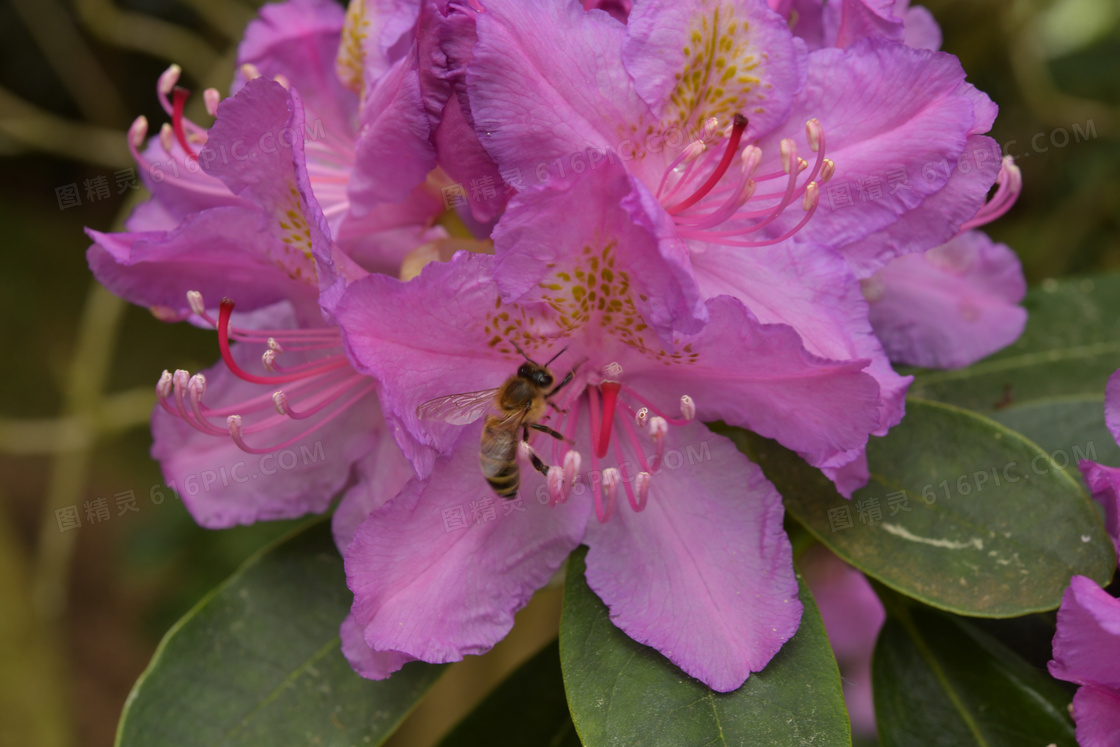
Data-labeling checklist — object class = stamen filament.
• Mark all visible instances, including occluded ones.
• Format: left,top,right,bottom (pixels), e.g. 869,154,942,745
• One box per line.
665,114,749,215
218,300,349,385
226,382,375,454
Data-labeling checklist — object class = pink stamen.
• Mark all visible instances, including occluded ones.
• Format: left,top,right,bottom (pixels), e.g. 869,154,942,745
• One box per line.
588,432,614,523
225,382,375,454
665,114,749,215
218,300,349,385
612,420,648,512
273,375,366,419
959,156,1022,233
620,386,693,427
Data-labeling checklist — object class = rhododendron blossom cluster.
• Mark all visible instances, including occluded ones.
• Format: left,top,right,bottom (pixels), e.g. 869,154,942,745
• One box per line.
87,0,1031,695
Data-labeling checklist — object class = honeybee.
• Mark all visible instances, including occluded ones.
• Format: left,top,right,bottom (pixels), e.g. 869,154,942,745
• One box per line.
417,346,574,498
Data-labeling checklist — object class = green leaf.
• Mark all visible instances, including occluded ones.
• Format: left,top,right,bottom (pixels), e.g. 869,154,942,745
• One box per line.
721,399,1115,617
560,547,850,747
908,273,1120,414
988,396,1120,481
437,640,580,747
872,592,1076,747
116,519,444,747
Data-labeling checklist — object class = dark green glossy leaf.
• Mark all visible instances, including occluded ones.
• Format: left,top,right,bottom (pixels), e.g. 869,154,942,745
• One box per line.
722,399,1115,617
437,640,580,747
988,396,1120,482
116,520,444,747
873,593,1076,747
560,548,850,747
908,273,1120,414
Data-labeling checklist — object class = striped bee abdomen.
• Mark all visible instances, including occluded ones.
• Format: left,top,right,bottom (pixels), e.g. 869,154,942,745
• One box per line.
480,416,520,498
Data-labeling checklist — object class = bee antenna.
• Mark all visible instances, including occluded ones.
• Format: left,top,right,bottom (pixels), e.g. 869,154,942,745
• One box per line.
545,346,569,367
509,339,536,364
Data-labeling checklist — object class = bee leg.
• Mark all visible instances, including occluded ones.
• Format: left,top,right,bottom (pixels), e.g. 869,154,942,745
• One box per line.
547,400,567,415
547,370,575,398
529,423,570,443
522,427,553,477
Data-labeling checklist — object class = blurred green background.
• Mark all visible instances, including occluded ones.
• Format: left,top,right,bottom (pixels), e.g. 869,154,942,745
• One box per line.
0,0,1116,745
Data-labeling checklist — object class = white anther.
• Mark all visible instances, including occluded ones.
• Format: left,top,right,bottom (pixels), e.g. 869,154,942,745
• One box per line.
806,119,822,153
262,349,278,372
547,466,565,504
241,63,262,81
173,369,190,390
602,361,623,379
680,395,695,422
682,140,707,163
563,450,582,486
797,157,809,174
273,73,291,90
803,181,820,211
203,88,221,117
128,116,148,150
635,472,651,502
702,117,720,141
602,467,620,502
635,407,650,429
780,139,797,174
159,123,175,154
821,158,836,183
267,337,284,353
156,370,173,398
649,416,668,442
273,391,289,415
188,373,206,397
740,144,762,177
227,413,244,435
158,64,182,96
186,290,206,317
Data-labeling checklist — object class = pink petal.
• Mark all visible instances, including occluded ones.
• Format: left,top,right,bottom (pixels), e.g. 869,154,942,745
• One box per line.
340,613,415,680
1106,370,1120,445
234,0,355,136
865,230,1027,369
583,424,802,692
1048,575,1120,691
466,0,653,180
1071,685,1120,747
624,0,806,139
345,425,590,663
1078,461,1120,562
493,161,707,342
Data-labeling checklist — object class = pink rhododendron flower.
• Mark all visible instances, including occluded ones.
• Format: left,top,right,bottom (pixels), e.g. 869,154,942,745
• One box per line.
1048,576,1120,746
441,0,1018,494
331,155,895,688
85,0,444,529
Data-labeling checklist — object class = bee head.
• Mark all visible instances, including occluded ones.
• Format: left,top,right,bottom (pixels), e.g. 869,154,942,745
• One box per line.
518,363,553,388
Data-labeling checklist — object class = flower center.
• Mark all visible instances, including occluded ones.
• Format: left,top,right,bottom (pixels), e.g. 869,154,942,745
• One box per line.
155,291,374,454
538,362,695,523
655,115,832,248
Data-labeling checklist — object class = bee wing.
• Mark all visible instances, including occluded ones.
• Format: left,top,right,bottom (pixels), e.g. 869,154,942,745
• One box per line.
416,388,500,425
